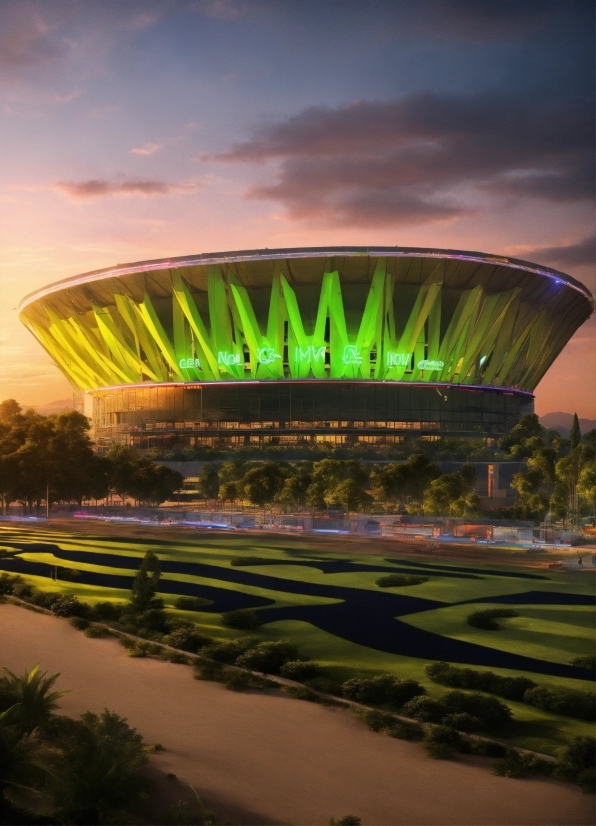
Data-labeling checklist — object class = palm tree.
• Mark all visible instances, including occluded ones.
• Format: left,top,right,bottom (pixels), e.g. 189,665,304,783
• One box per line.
0,706,54,818
3,664,68,735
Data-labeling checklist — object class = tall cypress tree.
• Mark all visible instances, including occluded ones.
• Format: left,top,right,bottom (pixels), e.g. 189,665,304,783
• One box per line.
570,413,581,449
130,551,161,612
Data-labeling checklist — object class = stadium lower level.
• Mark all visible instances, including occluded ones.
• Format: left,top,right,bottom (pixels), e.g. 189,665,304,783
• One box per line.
89,381,533,449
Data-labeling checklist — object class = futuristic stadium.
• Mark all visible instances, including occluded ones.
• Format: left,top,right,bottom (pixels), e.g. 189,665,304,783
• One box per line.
19,247,593,449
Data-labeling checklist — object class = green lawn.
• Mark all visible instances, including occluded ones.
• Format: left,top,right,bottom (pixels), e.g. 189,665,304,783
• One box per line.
1,523,594,755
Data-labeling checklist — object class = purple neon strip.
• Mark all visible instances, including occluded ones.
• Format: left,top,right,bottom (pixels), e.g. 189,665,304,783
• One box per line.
85,379,534,398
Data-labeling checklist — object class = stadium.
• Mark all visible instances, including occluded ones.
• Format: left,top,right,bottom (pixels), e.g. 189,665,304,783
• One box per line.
19,247,593,450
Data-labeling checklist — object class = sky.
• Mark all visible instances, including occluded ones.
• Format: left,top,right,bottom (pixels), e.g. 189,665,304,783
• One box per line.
0,0,594,420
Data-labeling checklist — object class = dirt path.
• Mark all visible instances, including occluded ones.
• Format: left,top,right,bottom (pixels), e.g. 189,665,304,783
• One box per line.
0,603,593,826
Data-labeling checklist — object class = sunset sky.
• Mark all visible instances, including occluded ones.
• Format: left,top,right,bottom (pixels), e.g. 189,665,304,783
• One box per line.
1,0,594,419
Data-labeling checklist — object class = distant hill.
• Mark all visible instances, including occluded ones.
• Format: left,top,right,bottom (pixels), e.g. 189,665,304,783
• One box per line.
540,412,595,436
33,398,74,416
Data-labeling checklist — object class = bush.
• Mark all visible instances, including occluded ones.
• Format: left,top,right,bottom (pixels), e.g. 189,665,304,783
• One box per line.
127,643,149,658
441,691,512,729
469,739,507,758
425,661,536,701
194,660,224,681
401,696,445,723
352,708,397,732
341,675,425,708
69,616,89,631
424,725,466,759
174,595,213,611
201,636,260,664
235,640,298,674
163,626,212,653
329,817,361,826
282,685,322,703
0,573,20,595
11,580,34,599
92,601,124,622
222,670,252,691
279,660,322,681
51,595,90,618
375,574,427,588
570,655,595,672
466,609,519,630
84,625,107,638
160,650,190,664
230,556,268,566
134,608,168,633
221,609,262,629
493,750,554,778
442,712,481,733
523,686,595,722
555,736,596,792
305,676,343,695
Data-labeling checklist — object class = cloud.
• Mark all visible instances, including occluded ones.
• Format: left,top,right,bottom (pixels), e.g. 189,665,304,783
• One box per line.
525,236,596,269
0,7,64,68
130,142,162,156
194,0,251,21
213,92,594,228
51,179,198,200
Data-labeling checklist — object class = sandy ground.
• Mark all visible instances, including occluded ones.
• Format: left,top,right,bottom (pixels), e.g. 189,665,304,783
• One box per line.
0,603,593,826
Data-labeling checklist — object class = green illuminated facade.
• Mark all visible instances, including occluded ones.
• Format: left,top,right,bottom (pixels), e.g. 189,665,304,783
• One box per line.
19,247,593,448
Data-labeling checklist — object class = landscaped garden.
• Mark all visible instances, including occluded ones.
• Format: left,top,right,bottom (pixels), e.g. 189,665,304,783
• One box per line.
0,521,593,764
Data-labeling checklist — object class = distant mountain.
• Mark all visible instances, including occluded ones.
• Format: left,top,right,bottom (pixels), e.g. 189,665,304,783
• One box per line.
540,412,595,436
33,398,74,416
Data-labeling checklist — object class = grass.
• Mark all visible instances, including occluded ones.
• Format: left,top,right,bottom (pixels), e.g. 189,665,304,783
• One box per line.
0,521,594,756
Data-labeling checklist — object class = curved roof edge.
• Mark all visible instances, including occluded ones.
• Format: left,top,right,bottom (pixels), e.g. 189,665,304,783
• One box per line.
19,245,594,311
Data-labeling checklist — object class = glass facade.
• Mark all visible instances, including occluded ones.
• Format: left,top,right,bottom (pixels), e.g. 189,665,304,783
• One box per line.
90,381,533,448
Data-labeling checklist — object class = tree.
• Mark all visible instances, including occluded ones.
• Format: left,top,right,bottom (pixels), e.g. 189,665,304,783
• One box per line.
278,469,312,510
106,444,140,505
130,551,161,612
424,466,477,516
219,480,240,506
325,478,372,517
49,709,148,824
498,414,546,458
198,463,220,501
569,413,581,449
578,466,596,516
0,707,52,820
2,664,68,735
241,462,291,513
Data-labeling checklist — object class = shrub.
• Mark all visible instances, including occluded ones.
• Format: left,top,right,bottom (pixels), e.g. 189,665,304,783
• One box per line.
235,640,298,674
570,655,595,672
279,660,322,681
69,616,89,631
389,719,425,741
555,736,596,792
401,696,445,723
492,750,554,778
305,676,343,695
282,686,322,703
466,609,519,630
442,712,482,733
230,556,268,566
352,708,397,732
194,660,224,681
92,601,123,622
0,573,20,595
84,625,106,638
51,595,90,618
127,643,149,658
134,608,168,633
223,670,252,691
523,686,595,722
174,595,213,611
221,609,262,630
11,580,34,599
163,626,212,653
202,637,260,664
329,817,361,826
441,691,512,729
469,739,507,758
425,661,536,701
424,725,466,760
375,574,427,588
160,650,190,664
341,675,425,708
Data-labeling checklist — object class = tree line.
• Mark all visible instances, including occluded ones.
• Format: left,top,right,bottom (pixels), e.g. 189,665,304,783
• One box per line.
0,400,183,511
